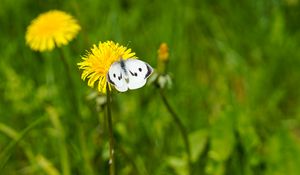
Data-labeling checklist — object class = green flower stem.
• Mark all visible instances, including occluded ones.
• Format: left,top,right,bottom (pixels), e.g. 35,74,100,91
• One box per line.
57,49,77,175
58,49,79,113
159,89,191,175
106,83,115,175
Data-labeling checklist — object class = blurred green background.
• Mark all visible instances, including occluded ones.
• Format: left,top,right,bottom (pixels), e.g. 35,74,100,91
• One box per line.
1,0,300,174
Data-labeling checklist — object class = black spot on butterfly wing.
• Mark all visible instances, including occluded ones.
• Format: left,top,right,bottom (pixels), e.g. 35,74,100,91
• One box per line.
144,64,153,79
107,70,122,86
129,71,134,76
129,70,138,77
107,73,115,85
118,73,122,80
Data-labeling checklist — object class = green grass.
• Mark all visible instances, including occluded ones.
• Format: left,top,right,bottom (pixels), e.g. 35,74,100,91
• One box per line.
1,0,300,174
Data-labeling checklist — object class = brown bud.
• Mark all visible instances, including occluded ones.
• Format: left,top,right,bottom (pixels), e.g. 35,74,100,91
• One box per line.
158,43,169,62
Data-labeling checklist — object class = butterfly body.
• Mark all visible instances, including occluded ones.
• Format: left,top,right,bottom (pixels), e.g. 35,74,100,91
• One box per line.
119,59,127,75
107,58,153,92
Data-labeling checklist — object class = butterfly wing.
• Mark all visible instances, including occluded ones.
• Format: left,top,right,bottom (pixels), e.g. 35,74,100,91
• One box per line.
107,62,128,92
124,59,153,90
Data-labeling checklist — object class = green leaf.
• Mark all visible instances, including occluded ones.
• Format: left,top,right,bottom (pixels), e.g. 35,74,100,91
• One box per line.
189,129,208,162
265,128,300,175
167,156,188,175
0,117,46,169
208,110,235,162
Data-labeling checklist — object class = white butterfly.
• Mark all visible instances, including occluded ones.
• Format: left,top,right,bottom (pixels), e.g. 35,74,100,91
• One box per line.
107,58,153,92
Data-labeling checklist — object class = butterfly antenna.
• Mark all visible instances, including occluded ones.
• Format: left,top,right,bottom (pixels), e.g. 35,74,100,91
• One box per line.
125,41,131,48
119,41,132,61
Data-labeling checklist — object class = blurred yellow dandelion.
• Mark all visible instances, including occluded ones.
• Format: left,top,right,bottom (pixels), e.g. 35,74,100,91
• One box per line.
77,41,136,93
158,42,169,62
25,10,81,52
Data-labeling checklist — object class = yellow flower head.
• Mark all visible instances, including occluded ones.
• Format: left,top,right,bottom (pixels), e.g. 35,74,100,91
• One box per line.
77,41,136,94
26,10,81,52
158,42,169,62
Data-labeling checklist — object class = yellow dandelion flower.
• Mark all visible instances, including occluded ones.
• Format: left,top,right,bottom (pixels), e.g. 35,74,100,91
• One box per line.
26,10,81,52
77,41,136,93
158,42,169,62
